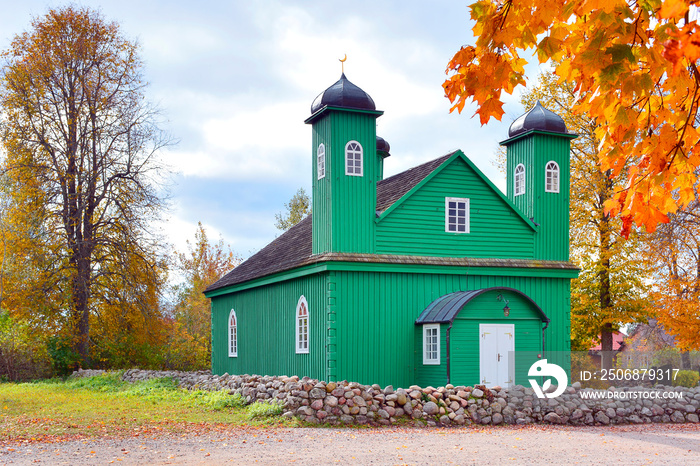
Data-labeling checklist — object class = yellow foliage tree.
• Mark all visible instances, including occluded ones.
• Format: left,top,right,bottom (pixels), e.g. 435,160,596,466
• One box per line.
0,6,170,366
170,223,240,369
444,0,700,237
517,72,650,365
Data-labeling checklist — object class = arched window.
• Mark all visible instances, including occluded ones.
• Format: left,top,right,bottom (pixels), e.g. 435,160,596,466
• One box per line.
345,141,363,176
228,309,237,357
317,143,326,180
514,164,525,196
545,161,559,193
296,296,309,354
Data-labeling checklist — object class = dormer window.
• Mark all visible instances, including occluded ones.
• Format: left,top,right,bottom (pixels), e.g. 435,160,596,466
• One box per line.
317,143,326,180
514,164,525,196
345,141,363,176
545,161,559,193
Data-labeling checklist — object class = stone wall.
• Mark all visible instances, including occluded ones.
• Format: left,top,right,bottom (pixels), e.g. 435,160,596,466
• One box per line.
72,369,700,426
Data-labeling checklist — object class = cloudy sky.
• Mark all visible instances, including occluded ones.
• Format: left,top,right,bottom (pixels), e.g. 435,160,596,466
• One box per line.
1,0,545,258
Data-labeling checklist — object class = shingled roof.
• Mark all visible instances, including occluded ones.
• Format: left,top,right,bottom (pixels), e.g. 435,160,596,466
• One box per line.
205,152,457,293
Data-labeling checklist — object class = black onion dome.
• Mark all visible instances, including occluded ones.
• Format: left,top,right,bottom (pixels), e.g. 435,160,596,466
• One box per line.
508,101,567,137
310,73,376,114
376,136,390,155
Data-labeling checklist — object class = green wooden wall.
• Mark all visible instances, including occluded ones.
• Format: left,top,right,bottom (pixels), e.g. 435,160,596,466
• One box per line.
448,290,543,387
311,109,379,255
210,274,327,380
505,132,574,261
376,156,535,258
328,268,571,388
414,324,447,387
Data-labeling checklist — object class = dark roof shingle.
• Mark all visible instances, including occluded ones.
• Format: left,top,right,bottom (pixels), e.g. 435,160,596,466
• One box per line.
205,151,457,293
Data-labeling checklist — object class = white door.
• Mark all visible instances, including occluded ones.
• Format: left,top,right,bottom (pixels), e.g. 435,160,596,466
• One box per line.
479,324,515,388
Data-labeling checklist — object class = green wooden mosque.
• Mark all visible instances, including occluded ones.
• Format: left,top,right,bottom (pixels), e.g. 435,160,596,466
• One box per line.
204,73,578,389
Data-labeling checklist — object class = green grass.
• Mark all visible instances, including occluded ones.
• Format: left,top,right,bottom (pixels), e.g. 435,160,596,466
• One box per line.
0,373,297,443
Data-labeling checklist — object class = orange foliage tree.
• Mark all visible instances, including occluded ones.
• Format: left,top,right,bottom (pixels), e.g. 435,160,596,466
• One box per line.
444,0,700,236
0,6,170,366
647,202,700,353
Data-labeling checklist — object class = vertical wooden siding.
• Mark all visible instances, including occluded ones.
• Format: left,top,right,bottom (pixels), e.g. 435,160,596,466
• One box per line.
449,291,543,386
312,110,378,255
331,269,570,388
211,274,327,380
376,158,535,258
506,133,571,261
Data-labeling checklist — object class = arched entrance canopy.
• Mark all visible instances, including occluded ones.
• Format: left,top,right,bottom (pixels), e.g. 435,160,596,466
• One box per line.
415,287,550,325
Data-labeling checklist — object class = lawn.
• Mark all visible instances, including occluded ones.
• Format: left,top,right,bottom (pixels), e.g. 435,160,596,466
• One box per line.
0,373,296,443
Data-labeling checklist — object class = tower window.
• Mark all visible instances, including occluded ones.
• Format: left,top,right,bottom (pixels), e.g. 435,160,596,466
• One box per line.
345,141,363,176
317,143,326,180
228,309,237,358
514,164,525,196
545,161,559,193
296,296,309,354
445,197,470,233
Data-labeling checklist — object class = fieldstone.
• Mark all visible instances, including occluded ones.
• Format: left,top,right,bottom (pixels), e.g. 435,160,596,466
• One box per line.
595,412,610,425
397,392,408,406
378,409,390,419
316,410,328,420
309,388,326,399
671,411,686,423
325,382,337,392
571,409,583,420
544,412,562,424
472,388,484,398
297,406,314,416
310,399,324,410
439,415,451,425
424,402,439,415
492,413,504,425
687,413,699,423
606,408,617,419
324,396,338,408
353,395,367,407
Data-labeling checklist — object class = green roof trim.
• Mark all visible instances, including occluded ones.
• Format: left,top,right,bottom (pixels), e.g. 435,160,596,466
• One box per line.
499,129,578,146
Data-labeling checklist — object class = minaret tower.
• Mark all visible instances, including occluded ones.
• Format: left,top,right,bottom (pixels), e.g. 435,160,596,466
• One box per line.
501,102,577,261
304,72,384,255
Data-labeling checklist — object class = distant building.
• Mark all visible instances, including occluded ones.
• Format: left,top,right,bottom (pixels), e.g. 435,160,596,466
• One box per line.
205,73,578,388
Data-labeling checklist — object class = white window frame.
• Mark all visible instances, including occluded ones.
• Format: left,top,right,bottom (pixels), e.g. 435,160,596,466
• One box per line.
423,324,440,365
296,296,309,354
445,197,470,233
345,141,363,176
317,143,326,180
514,163,525,196
545,161,559,193
228,309,238,358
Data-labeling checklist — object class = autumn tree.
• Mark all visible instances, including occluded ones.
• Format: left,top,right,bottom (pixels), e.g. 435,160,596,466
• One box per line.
0,6,170,365
646,201,700,358
275,188,311,231
516,72,650,367
170,222,240,369
444,0,700,237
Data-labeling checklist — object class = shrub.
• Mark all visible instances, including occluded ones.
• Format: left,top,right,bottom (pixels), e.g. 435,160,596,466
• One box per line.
673,370,700,388
46,335,82,377
0,311,53,381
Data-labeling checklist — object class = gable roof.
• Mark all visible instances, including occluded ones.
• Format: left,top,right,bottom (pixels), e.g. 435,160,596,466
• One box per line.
205,151,553,294
206,152,458,293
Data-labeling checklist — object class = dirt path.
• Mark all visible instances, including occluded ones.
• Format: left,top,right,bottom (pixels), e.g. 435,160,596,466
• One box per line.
3,424,700,465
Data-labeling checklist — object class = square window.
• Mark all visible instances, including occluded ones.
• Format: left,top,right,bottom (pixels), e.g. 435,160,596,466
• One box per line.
445,197,470,234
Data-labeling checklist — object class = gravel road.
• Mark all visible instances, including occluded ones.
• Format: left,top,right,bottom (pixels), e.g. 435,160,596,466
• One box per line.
3,423,700,465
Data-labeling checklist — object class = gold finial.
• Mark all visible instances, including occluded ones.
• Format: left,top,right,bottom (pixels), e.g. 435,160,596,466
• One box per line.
339,54,347,74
